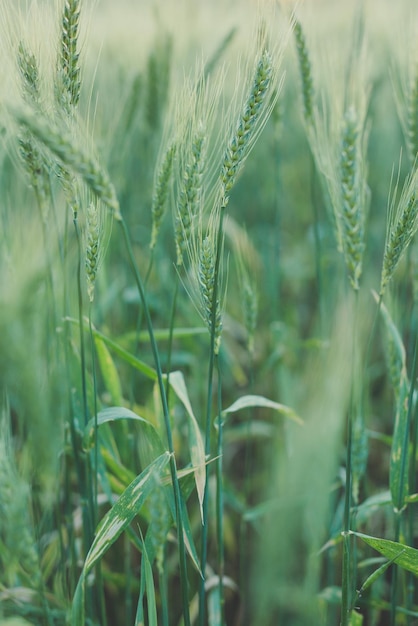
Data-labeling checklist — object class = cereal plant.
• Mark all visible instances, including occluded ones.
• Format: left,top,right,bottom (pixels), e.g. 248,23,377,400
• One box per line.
2,1,418,625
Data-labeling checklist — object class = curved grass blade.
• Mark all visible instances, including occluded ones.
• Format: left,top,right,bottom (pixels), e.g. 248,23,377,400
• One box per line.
83,406,164,456
71,452,170,625
357,549,405,596
65,317,158,381
168,370,206,520
223,394,302,424
135,533,158,626
376,298,411,511
94,336,123,406
353,532,418,576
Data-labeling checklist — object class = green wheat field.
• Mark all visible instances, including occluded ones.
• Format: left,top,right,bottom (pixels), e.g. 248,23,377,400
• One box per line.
2,0,418,624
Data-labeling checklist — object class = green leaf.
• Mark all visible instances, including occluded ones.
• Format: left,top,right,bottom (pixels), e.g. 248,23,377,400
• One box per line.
94,336,123,405
208,583,222,626
168,371,206,520
140,534,158,626
83,406,164,457
223,394,302,424
66,317,158,381
353,532,418,576
164,479,202,576
374,296,410,511
358,550,404,595
71,453,170,625
390,376,410,512
349,610,363,626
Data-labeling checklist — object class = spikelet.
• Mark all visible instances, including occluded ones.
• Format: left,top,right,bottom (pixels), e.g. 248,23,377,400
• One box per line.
150,142,176,251
380,166,418,295
17,41,41,109
85,201,99,301
198,235,223,355
145,36,172,131
16,41,51,221
10,105,120,218
175,127,206,266
56,0,81,116
339,105,367,291
220,49,273,201
293,19,314,126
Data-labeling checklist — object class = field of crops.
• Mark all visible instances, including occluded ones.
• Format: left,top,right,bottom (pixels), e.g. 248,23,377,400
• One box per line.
2,1,418,624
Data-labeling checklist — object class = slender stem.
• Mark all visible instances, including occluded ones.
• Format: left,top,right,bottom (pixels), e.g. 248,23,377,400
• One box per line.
117,216,191,626
198,341,216,626
390,313,418,626
407,307,418,622
88,303,107,626
73,217,94,554
73,217,89,427
165,273,180,401
341,290,359,626
160,547,169,626
198,202,226,626
88,303,98,527
215,354,225,625
309,152,324,335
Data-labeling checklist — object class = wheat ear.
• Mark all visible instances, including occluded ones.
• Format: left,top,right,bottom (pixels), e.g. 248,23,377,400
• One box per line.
380,167,418,295
10,105,120,218
339,105,366,291
198,235,223,355
175,127,206,266
293,19,314,125
221,49,273,200
56,0,81,115
16,42,51,221
150,142,176,251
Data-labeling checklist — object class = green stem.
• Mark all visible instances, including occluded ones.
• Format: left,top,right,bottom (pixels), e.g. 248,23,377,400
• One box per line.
165,273,180,401
198,202,226,626
215,354,225,625
309,152,324,335
341,290,359,626
73,217,94,555
198,340,216,626
391,313,418,626
160,547,169,626
407,310,418,622
117,216,191,626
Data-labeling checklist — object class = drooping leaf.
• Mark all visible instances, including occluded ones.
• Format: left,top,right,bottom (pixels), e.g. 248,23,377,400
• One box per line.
94,336,123,405
66,317,158,381
374,294,411,511
168,371,206,520
71,453,170,625
223,394,302,424
83,406,164,457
